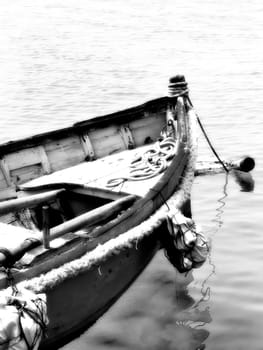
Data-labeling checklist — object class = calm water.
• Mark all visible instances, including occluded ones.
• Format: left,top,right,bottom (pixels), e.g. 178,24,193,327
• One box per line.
1,0,263,349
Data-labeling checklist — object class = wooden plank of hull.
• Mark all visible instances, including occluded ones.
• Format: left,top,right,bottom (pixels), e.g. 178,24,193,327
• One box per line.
44,136,86,172
40,230,161,349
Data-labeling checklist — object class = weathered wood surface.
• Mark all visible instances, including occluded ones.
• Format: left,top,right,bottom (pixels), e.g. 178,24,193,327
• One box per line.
20,144,166,197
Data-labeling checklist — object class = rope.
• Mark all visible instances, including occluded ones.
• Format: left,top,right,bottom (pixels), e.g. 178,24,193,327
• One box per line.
187,96,229,173
106,137,177,188
16,298,47,350
168,80,189,97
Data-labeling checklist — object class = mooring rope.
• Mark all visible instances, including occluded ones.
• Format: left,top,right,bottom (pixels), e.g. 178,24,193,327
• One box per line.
187,96,229,173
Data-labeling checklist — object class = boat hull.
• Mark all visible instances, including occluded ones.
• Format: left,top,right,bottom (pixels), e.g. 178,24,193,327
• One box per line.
41,228,161,349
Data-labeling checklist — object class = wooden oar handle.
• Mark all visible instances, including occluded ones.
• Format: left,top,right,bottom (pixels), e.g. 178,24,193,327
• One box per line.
0,189,64,215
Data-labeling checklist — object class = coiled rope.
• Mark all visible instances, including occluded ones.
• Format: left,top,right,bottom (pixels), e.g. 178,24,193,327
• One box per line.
106,137,177,188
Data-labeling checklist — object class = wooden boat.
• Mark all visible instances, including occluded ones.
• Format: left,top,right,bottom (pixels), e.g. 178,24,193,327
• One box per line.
0,75,198,349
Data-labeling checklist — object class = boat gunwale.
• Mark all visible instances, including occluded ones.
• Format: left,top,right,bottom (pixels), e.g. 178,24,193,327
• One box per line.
0,96,173,155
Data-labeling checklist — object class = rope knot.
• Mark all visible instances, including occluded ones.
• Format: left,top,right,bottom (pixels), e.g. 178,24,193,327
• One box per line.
168,75,188,97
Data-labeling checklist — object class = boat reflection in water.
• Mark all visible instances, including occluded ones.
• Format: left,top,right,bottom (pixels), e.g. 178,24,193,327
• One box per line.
71,253,212,350
163,270,212,350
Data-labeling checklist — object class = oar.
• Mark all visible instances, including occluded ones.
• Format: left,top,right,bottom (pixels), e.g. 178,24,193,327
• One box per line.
0,194,137,268
0,189,65,215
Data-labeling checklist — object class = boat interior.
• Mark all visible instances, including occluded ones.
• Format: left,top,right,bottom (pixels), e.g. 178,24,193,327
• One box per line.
0,95,189,271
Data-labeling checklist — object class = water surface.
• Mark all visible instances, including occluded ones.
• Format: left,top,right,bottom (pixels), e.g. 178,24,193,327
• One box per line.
0,1,263,349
